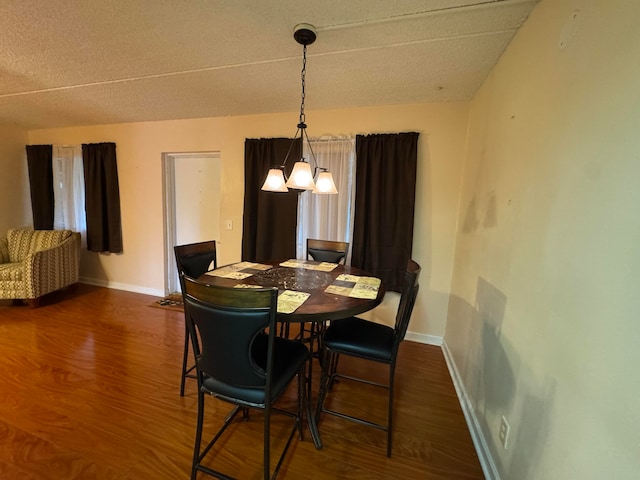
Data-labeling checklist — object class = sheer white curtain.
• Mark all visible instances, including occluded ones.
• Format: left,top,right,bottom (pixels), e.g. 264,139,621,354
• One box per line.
52,145,86,243
296,136,356,260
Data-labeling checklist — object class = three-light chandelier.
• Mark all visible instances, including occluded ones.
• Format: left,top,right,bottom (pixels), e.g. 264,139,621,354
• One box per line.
261,24,338,194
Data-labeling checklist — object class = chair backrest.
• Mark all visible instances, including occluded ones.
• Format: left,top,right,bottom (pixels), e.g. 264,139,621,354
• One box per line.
393,259,421,348
174,240,217,289
306,238,349,264
0,235,9,264
7,228,74,262
182,275,278,389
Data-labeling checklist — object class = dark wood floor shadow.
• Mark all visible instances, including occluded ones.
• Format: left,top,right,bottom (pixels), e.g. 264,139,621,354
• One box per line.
0,283,484,479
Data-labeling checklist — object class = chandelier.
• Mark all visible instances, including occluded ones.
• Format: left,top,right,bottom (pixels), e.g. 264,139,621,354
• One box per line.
261,24,338,194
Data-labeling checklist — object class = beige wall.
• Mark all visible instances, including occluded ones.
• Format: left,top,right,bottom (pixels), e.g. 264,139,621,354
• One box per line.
0,125,30,232
446,0,640,478
28,102,469,339
11,1,640,476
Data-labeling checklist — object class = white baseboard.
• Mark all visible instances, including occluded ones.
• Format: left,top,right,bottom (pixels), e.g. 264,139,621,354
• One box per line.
441,339,500,480
405,331,443,345
79,277,164,298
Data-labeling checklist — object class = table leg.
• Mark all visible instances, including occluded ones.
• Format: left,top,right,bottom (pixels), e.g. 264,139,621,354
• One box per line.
305,372,323,449
301,321,323,449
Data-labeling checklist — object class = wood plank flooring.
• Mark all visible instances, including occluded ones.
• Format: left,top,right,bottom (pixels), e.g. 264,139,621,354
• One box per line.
0,284,484,479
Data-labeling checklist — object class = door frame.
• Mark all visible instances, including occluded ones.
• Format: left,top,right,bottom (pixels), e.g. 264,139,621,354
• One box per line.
162,151,221,295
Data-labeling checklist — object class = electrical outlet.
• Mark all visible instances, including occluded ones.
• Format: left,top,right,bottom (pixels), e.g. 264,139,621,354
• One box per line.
499,416,510,450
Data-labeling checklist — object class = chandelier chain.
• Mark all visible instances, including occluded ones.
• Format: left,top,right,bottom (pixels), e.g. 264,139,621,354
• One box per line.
299,44,307,125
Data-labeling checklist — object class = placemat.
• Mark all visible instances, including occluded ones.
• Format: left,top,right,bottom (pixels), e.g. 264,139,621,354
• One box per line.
279,259,338,272
325,274,381,299
205,261,272,279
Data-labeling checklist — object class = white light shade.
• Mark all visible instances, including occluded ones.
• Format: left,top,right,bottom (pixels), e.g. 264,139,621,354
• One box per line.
286,161,315,190
313,171,338,194
261,168,289,192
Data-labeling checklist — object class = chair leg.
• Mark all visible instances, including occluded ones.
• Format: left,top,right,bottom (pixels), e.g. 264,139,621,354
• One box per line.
306,326,315,406
316,351,396,456
387,363,396,457
278,321,291,339
26,297,41,308
328,352,340,390
180,321,190,396
315,348,332,422
191,391,205,480
297,367,305,439
263,403,271,480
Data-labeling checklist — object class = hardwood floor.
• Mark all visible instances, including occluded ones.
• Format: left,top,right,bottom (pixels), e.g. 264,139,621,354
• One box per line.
0,284,484,479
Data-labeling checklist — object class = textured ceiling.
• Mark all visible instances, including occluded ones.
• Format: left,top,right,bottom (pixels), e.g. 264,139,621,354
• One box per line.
0,0,539,129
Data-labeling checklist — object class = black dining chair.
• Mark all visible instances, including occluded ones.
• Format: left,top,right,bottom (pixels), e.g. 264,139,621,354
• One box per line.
306,238,349,264
300,238,351,350
315,259,420,457
182,275,310,480
174,240,217,396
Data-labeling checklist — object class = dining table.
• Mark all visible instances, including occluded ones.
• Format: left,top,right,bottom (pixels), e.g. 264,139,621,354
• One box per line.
198,258,386,449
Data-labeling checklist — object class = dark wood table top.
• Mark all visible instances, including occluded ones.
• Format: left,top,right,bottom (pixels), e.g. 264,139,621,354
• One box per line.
198,260,385,322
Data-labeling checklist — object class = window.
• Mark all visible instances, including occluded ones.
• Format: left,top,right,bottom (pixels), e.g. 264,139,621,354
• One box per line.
27,142,121,253
52,145,86,244
296,137,356,260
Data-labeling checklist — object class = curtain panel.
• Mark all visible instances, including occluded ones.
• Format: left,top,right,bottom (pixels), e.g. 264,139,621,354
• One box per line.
82,142,123,253
53,145,87,242
351,132,419,292
26,144,54,230
296,137,356,260
242,138,300,262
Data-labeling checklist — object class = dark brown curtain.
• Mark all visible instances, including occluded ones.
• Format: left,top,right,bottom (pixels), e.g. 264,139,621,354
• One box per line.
242,138,301,262
352,132,419,292
26,144,54,230
82,142,123,253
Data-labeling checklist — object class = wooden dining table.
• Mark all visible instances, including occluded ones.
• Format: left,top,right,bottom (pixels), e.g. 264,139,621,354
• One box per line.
198,259,386,449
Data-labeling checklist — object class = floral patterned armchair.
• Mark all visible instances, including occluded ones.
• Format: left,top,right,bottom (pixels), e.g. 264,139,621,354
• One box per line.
0,228,81,306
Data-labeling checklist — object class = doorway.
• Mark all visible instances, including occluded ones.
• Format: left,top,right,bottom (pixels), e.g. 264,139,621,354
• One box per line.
163,152,221,294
